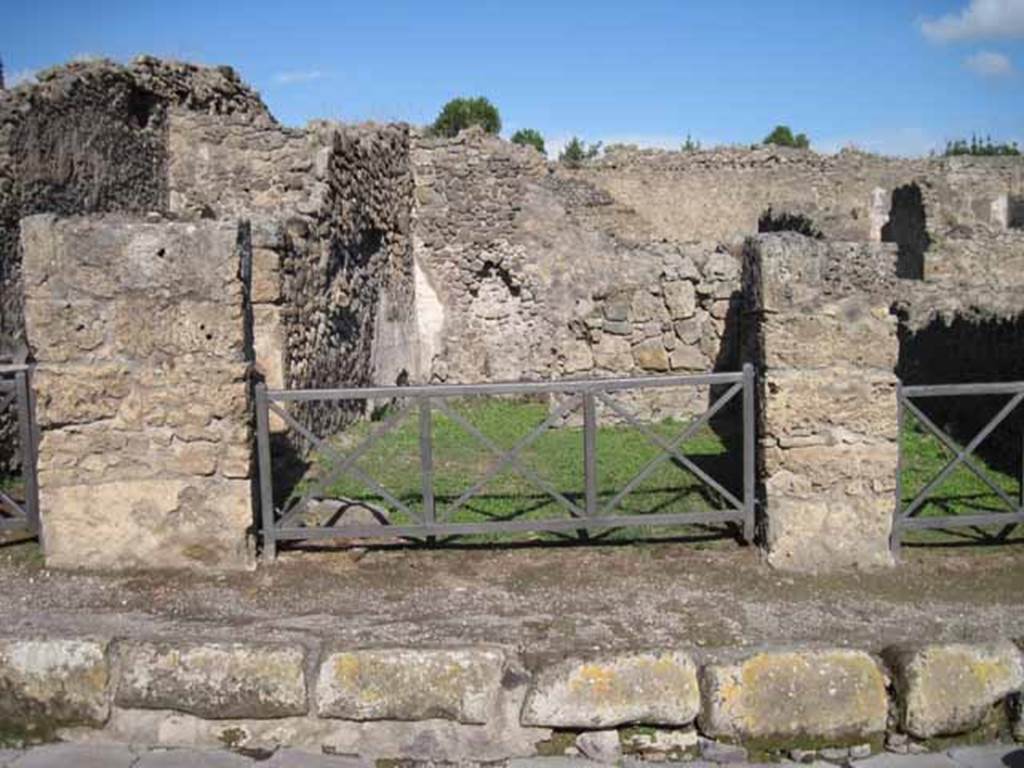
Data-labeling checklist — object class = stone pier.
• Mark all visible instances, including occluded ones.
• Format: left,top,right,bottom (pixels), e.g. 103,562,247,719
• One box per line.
743,233,900,571
20,214,255,571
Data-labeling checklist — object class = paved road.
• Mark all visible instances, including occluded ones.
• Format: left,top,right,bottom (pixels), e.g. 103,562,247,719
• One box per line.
1,743,1022,768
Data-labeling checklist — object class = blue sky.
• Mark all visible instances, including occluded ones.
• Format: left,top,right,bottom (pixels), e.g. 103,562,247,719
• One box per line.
3,0,1022,156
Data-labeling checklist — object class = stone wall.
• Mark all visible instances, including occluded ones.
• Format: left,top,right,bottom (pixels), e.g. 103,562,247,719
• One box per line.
0,57,269,473
582,145,1023,248
410,129,743,421
281,124,416,436
20,215,254,571
743,233,900,571
2,633,1021,761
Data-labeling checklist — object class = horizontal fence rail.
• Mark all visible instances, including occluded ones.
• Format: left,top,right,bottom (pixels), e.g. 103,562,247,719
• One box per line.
893,379,1024,552
0,365,40,537
256,365,756,558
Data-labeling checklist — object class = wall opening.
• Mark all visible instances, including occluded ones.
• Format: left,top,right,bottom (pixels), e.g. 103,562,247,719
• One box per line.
757,207,823,239
881,183,929,280
1009,195,1024,230
897,310,1024,480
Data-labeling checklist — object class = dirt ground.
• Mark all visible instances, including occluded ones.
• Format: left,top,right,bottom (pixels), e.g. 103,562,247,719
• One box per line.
0,537,1022,655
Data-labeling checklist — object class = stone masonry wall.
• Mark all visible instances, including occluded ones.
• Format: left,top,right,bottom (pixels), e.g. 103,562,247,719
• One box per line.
20,215,254,571
281,124,416,436
411,128,743,421
583,145,1023,248
0,57,269,473
743,233,900,571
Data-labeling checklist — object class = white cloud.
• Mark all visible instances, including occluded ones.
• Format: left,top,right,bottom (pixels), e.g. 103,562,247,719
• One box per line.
6,68,37,87
964,49,1015,75
920,0,1024,42
272,70,325,85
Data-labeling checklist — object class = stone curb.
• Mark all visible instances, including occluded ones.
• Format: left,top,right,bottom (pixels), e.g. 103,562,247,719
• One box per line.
1,636,1021,757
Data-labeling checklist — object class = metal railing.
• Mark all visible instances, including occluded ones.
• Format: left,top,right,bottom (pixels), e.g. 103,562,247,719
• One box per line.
255,365,756,558
0,365,40,537
893,379,1024,552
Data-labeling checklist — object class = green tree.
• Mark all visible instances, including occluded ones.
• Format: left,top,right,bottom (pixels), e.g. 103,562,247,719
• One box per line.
430,97,501,138
511,128,546,154
763,125,810,149
943,133,1020,157
681,133,701,152
559,136,602,168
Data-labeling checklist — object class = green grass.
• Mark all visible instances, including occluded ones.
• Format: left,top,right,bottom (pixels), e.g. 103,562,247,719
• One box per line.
899,409,1024,547
288,396,742,545
283,396,1024,549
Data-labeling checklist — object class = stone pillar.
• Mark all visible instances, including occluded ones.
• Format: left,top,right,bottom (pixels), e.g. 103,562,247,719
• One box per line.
743,234,899,571
21,214,255,571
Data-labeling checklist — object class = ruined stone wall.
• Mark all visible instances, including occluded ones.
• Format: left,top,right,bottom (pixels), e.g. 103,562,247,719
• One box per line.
581,146,1023,253
743,233,900,571
0,58,270,472
583,146,926,244
282,124,415,435
21,215,254,571
410,129,744,420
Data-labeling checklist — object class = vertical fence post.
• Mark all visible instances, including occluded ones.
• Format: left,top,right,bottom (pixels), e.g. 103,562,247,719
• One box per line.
891,381,905,559
15,369,40,537
419,397,435,528
741,363,756,544
583,392,598,518
254,382,276,561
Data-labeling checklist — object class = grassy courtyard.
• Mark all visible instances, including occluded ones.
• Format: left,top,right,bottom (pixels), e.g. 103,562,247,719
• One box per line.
285,394,1024,549
292,396,744,545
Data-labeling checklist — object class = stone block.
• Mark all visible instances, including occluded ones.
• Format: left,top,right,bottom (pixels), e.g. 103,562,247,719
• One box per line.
593,336,633,371
762,370,898,443
20,215,243,305
632,339,670,372
669,345,708,372
887,641,1024,738
699,648,888,744
663,280,697,319
315,647,505,724
521,650,700,728
764,485,894,572
251,247,282,304
40,478,254,571
761,306,897,370
115,641,308,720
0,638,110,735
631,290,669,323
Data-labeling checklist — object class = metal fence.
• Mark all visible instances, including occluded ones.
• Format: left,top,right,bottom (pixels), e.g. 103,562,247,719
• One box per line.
893,379,1024,552
255,365,756,558
0,365,40,537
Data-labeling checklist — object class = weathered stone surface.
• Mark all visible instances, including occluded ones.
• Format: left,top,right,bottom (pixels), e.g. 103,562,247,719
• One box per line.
663,280,697,319
315,647,505,724
264,749,370,768
632,339,670,372
115,641,308,720
575,729,621,763
521,650,700,728
887,642,1024,738
40,479,254,572
763,488,894,572
8,743,135,768
134,750,253,768
699,649,888,744
21,216,255,572
0,638,109,733
947,744,1024,768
